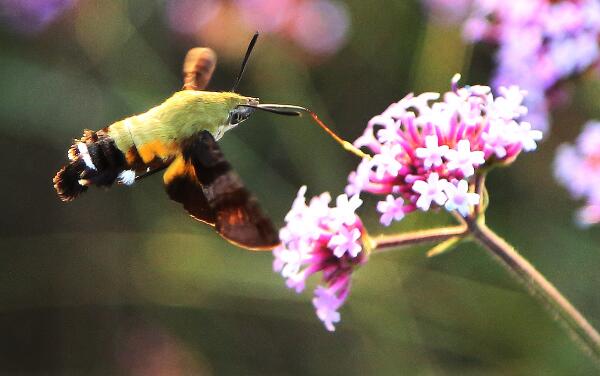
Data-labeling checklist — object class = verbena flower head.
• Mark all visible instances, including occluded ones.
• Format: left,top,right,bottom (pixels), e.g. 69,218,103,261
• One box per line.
274,186,368,331
347,75,541,226
555,121,600,226
424,0,600,133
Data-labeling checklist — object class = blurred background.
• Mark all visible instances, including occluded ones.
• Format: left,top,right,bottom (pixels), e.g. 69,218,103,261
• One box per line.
1,0,600,374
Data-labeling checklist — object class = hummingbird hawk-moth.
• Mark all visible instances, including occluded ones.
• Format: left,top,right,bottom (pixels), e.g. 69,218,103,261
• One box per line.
53,34,306,250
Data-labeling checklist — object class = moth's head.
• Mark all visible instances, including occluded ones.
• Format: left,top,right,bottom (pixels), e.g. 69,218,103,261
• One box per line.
213,33,304,138
210,94,259,140
227,96,259,127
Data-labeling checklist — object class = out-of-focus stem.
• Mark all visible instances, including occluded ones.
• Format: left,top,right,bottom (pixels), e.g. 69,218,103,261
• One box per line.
473,172,487,217
368,211,600,364
467,218,600,365
372,226,467,253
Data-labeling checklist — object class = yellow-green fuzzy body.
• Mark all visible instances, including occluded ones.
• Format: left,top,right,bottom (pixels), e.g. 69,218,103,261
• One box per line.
107,90,254,164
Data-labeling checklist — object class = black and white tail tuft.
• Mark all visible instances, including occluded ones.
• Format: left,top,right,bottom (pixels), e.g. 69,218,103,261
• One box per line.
53,129,129,201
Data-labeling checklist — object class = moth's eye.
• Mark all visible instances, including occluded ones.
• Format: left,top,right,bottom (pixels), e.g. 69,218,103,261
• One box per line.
229,107,255,125
229,112,240,125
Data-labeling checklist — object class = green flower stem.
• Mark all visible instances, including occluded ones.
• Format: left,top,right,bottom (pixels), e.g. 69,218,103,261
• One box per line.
473,172,487,217
467,218,600,364
371,226,467,253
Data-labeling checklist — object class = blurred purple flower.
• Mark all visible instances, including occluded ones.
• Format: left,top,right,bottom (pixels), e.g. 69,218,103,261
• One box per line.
290,0,350,55
347,75,541,225
235,0,294,33
274,186,367,331
424,0,600,133
555,121,600,226
422,0,472,23
166,0,350,56
0,0,76,34
165,0,350,57
166,0,221,36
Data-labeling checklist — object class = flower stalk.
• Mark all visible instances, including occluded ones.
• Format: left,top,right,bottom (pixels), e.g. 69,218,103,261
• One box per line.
466,217,600,364
366,179,600,365
371,225,467,253
274,74,600,354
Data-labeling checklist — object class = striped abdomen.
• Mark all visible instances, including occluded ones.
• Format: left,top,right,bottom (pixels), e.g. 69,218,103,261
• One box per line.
52,93,191,202
53,128,138,201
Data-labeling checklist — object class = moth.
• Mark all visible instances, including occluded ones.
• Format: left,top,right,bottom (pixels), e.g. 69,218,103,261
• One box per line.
53,34,305,250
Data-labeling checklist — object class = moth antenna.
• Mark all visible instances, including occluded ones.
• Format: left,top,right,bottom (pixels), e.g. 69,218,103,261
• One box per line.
237,104,371,160
232,32,259,93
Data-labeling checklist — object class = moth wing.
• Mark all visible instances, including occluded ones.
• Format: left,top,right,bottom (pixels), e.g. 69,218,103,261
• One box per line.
183,131,280,251
163,155,216,226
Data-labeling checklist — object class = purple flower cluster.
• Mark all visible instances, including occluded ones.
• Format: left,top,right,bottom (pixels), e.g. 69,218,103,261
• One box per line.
0,0,77,34
166,0,350,56
555,121,600,226
346,76,542,225
425,0,600,133
275,76,543,331
273,186,367,331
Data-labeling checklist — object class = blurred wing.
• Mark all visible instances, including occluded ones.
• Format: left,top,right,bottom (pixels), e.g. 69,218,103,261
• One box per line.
187,131,279,250
166,130,280,251
163,155,216,225
182,47,217,91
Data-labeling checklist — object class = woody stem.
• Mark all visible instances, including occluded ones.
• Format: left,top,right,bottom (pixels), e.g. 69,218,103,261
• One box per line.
466,217,600,365
368,212,600,365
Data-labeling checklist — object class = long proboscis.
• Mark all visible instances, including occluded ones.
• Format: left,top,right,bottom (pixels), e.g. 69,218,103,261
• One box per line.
237,104,371,160
136,105,370,182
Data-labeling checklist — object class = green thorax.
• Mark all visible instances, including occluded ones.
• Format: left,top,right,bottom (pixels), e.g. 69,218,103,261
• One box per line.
109,91,255,152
